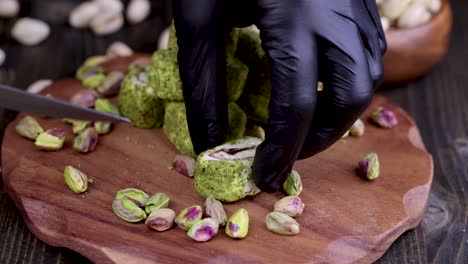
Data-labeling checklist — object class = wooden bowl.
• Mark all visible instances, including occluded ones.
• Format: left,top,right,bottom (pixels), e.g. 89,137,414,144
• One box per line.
383,0,453,85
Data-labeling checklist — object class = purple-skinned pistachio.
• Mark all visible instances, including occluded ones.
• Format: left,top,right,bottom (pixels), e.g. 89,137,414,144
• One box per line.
112,197,147,223
173,155,195,177
358,152,380,180
70,90,98,108
64,165,89,193
266,212,300,236
35,128,65,151
273,195,305,217
115,188,149,208
175,205,203,231
73,127,98,153
370,107,398,128
97,71,124,96
145,208,175,231
187,218,219,242
204,196,227,226
225,208,249,239
16,115,44,140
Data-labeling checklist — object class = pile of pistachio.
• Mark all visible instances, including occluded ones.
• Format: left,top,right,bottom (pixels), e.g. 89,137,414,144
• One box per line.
377,0,442,31
110,182,306,240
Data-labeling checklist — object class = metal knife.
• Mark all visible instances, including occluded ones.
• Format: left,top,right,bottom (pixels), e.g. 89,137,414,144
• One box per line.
0,84,130,123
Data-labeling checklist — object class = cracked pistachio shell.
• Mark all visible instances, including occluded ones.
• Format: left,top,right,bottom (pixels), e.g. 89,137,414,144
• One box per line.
283,170,303,196
16,115,44,140
145,193,170,214
64,166,88,193
204,196,227,226
175,205,203,231
266,212,300,236
95,98,120,115
187,218,219,242
73,127,98,153
145,208,175,231
115,188,149,208
273,195,305,217
226,208,249,239
112,197,147,222
35,128,65,151
358,153,380,180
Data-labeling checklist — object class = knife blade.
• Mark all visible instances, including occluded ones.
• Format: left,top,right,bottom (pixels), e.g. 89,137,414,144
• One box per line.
0,84,131,123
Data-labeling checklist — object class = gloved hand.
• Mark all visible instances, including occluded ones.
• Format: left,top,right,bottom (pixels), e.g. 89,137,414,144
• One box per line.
173,0,386,192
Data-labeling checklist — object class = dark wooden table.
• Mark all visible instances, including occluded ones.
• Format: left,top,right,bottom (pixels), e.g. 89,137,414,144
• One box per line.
0,1,467,263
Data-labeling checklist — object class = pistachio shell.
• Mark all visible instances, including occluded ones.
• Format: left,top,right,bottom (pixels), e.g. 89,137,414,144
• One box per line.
204,196,227,226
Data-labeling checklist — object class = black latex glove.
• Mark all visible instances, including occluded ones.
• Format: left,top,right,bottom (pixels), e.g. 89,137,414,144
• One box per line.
173,0,387,192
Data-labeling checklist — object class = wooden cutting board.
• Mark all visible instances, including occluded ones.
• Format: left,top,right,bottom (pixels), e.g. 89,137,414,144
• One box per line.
1,55,433,264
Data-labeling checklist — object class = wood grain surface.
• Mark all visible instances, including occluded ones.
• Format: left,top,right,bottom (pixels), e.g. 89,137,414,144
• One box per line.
0,0,467,264
383,0,453,84
2,54,433,263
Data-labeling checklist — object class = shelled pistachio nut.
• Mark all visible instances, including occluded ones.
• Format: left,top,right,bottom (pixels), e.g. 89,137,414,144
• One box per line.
145,193,170,214
115,188,149,208
273,195,305,218
94,122,112,135
349,118,365,137
112,197,147,222
226,208,249,239
204,196,227,226
95,98,120,115
35,128,65,151
83,73,106,89
15,116,44,140
283,170,303,196
145,208,175,231
64,166,89,193
358,152,380,180
73,127,98,153
175,205,203,231
76,65,104,81
370,107,398,128
187,218,219,242
70,90,98,108
96,71,124,96
266,212,300,236
173,155,196,177
72,120,92,134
